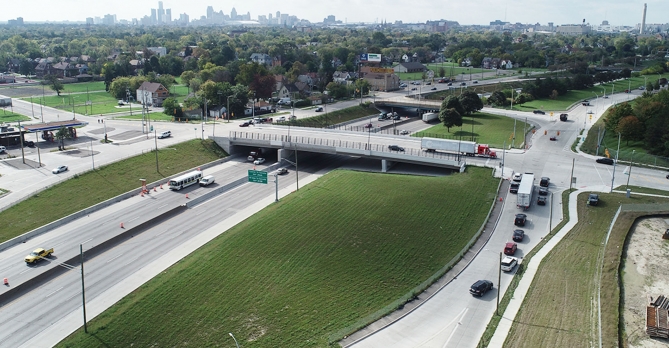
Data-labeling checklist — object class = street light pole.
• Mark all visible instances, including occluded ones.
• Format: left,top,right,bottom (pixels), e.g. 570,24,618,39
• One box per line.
227,95,232,123
626,150,635,190
610,132,621,193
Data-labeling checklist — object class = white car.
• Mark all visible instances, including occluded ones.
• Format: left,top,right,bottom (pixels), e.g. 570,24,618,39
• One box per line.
501,256,518,272
52,165,68,174
277,116,286,122
253,158,266,165
158,131,171,139
512,173,522,182
400,130,410,135
276,168,288,175
0,146,6,153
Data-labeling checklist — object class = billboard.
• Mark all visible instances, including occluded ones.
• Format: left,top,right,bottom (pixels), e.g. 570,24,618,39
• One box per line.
360,53,382,62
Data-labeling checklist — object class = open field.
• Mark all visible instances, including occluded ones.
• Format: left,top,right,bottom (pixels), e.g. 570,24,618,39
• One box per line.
116,112,175,122
169,84,189,102
504,192,669,348
25,91,134,116
57,167,499,348
60,81,106,94
0,139,227,243
0,109,31,122
413,112,530,148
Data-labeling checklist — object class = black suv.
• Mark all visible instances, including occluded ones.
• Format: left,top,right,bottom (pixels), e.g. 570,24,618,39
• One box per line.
509,182,519,193
588,194,599,206
470,280,494,296
513,229,525,242
596,158,614,165
540,177,550,187
515,213,527,226
388,145,405,152
533,110,546,115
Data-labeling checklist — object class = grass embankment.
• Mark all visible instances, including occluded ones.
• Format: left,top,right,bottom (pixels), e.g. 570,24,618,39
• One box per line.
57,167,499,348
287,104,379,128
614,185,669,196
503,192,669,347
478,189,574,347
0,109,30,122
26,91,124,115
413,112,530,148
0,139,227,243
60,81,106,93
116,112,174,122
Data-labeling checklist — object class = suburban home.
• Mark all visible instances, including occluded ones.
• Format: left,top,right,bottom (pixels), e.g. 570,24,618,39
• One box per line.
461,57,472,67
52,62,79,78
129,59,144,75
402,54,410,62
80,55,96,64
307,96,322,105
333,71,352,83
137,81,169,107
393,62,427,73
7,59,21,72
250,53,272,66
500,60,514,69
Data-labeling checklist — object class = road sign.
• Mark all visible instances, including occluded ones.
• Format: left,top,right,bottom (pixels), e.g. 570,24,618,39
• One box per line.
248,170,268,184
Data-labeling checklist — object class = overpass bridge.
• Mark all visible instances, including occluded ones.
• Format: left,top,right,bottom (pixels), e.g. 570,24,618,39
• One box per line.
374,97,442,116
215,126,466,172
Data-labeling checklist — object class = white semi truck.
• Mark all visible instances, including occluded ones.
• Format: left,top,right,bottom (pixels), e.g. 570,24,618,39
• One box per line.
420,137,497,158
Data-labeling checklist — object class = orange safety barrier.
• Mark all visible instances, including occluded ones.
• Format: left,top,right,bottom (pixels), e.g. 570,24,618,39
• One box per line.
3,278,8,285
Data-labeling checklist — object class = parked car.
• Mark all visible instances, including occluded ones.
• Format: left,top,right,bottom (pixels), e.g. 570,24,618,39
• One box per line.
0,146,6,153
470,280,494,296
533,110,546,115
588,193,599,206
425,82,431,85
537,196,547,205
388,145,405,152
52,165,68,174
117,100,125,106
513,229,525,242
253,158,266,165
512,173,522,182
277,116,286,122
399,83,407,87
504,242,518,255
501,256,518,272
540,177,550,187
538,187,548,196
514,213,527,226
399,130,410,135
447,82,453,86
596,157,614,165
239,122,251,127
473,80,478,84
411,87,417,91
315,106,324,112
276,167,288,175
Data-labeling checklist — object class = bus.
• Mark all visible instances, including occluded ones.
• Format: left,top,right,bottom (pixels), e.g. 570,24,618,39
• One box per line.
168,170,203,190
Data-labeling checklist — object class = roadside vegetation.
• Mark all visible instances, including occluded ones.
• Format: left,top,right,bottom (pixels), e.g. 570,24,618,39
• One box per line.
57,167,499,348
285,104,378,128
503,192,669,347
0,139,226,243
0,109,30,122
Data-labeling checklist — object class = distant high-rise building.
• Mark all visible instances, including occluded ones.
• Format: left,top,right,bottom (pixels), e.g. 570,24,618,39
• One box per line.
166,9,172,23
86,17,94,25
231,7,237,20
276,11,281,24
268,13,273,21
158,1,165,23
641,3,647,34
207,6,214,19
151,9,157,24
179,13,189,25
7,17,24,26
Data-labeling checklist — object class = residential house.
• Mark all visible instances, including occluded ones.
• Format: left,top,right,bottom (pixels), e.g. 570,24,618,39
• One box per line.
137,81,169,107
51,62,79,78
402,54,410,62
7,59,21,72
147,47,167,57
333,71,352,83
307,96,322,105
129,59,144,75
34,61,55,78
80,55,96,64
461,57,472,67
250,53,272,66
500,60,513,69
393,62,427,73
272,55,282,68
490,58,502,69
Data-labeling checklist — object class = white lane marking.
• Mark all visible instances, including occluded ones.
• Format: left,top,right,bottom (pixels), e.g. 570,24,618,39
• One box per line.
128,216,140,222
414,307,469,347
46,287,64,298
106,253,124,263
81,238,93,245
442,307,469,348
19,268,31,275
156,204,168,210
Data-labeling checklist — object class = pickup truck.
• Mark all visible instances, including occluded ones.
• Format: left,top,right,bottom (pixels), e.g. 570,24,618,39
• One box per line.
25,248,54,264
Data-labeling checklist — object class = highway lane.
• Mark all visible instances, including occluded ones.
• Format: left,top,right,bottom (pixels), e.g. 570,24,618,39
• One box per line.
2,154,351,347
0,158,274,292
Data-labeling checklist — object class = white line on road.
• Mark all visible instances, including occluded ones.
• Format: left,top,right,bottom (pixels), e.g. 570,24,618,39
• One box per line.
157,204,168,210
19,268,31,275
106,253,124,263
443,307,469,348
128,216,140,222
46,287,64,298
413,307,468,348
81,238,93,245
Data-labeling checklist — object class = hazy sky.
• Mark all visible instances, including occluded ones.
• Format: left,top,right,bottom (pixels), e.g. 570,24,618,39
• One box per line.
1,0,665,26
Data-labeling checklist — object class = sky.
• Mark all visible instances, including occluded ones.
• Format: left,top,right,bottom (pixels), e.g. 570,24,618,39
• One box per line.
1,0,666,27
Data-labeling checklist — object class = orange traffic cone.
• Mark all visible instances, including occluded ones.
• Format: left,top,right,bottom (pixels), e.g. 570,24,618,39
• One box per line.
499,197,503,202
120,222,124,228
141,192,144,197
3,278,8,286
153,187,157,192
160,184,163,189
186,193,189,199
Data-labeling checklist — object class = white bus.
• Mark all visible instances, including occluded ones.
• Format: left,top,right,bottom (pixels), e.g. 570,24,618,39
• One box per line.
168,170,203,190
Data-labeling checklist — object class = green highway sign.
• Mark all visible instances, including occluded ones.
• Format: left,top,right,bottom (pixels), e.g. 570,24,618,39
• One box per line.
248,170,268,184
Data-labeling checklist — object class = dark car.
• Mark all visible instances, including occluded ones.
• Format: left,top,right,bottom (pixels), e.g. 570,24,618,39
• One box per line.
538,187,548,196
24,140,35,147
460,82,467,86
513,229,525,242
425,82,431,85
430,87,437,91
540,177,550,187
447,82,453,86
239,122,251,127
509,182,520,194
411,87,417,91
470,280,494,296
533,110,546,115
588,193,599,206
549,136,557,141
364,123,373,129
473,80,478,84
515,213,527,226
315,106,324,112
596,157,614,165
388,145,405,152
537,196,547,205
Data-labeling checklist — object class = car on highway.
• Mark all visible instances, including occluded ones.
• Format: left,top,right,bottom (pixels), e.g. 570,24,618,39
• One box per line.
504,242,518,255
411,87,417,91
588,193,599,206
473,80,478,84
276,116,286,122
399,83,407,87
276,167,288,175
388,145,405,152
533,110,546,115
24,140,35,147
425,82,431,85
199,175,215,186
315,106,324,112
512,173,522,182
253,158,266,165
158,131,171,139
447,82,453,86
549,136,557,141
364,123,373,129
399,130,410,135
24,247,54,264
438,79,447,83
538,187,548,195
540,177,550,187
430,87,437,91
501,256,518,272
240,122,251,127
469,280,493,296
513,229,525,242
596,157,614,165
392,114,401,120
515,213,527,226
52,165,68,174
537,196,547,205
460,82,467,86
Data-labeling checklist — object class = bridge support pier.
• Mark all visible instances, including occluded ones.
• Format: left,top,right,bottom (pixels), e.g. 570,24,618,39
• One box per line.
277,148,289,162
381,159,396,173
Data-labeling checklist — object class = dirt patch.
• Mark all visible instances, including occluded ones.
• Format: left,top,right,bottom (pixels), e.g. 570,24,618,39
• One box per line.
622,217,669,347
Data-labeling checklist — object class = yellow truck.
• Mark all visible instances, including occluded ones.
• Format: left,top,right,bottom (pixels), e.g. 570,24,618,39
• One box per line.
24,248,54,264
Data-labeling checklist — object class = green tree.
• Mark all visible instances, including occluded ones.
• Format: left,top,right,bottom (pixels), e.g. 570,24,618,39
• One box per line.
19,59,34,76
488,91,507,106
326,82,348,99
458,91,483,115
180,71,196,86
442,96,465,115
162,97,183,118
44,74,64,96
604,102,634,131
646,81,654,92
615,116,644,144
439,108,462,132
438,67,446,78
108,76,132,100
55,126,71,151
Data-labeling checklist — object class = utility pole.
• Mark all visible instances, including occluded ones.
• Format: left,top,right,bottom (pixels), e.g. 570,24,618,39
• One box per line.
569,158,575,190
18,120,25,164
497,252,502,315
80,244,88,333
154,129,159,172
610,133,621,193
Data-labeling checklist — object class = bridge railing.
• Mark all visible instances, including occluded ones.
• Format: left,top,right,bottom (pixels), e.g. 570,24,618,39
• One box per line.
229,130,462,163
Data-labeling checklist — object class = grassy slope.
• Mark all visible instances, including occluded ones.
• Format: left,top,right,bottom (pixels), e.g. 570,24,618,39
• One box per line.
0,140,227,243
57,168,499,348
413,112,530,148
504,192,669,348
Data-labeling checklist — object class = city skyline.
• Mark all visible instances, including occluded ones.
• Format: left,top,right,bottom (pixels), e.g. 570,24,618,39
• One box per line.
0,0,666,27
